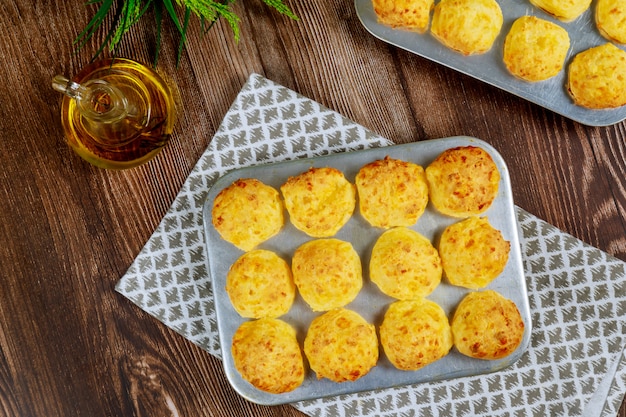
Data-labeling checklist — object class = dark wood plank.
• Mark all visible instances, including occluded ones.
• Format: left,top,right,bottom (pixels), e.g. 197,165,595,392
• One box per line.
0,0,625,416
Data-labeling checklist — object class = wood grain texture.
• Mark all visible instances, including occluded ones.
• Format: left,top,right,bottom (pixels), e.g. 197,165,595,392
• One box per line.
0,1,624,416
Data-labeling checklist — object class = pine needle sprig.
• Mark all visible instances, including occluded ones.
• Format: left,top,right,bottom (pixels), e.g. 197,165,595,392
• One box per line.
75,0,297,66
110,0,150,47
182,0,241,40
261,0,297,20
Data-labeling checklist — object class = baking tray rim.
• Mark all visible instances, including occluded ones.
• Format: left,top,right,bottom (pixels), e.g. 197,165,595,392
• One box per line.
202,136,532,406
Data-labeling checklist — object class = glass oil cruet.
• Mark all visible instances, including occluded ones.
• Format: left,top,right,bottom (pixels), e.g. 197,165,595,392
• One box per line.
52,58,176,169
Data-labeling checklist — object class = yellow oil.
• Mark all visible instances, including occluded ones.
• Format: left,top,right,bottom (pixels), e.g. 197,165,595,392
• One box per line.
60,58,177,169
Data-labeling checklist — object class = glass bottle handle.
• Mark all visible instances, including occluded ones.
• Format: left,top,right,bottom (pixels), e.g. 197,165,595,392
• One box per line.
51,75,129,123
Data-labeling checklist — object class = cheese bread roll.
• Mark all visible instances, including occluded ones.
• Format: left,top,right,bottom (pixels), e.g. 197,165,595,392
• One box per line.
231,318,305,393
355,156,429,228
372,0,434,33
304,308,378,382
281,167,356,237
439,217,510,289
292,239,362,311
425,146,500,217
212,178,284,251
431,0,503,55
226,250,295,318
596,0,626,44
503,16,570,82
529,0,591,21
380,299,453,370
451,290,525,360
370,227,442,299
567,43,626,109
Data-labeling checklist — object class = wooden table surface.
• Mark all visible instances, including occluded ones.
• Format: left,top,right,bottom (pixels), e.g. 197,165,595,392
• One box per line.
1,1,625,416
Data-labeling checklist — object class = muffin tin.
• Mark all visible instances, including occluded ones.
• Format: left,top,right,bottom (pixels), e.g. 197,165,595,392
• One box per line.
202,136,531,405
355,0,626,126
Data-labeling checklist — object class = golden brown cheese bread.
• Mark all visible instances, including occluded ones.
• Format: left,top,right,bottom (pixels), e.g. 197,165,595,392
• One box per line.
529,0,592,21
503,16,570,82
372,0,435,33
596,0,626,44
291,238,362,311
430,0,503,55
212,178,284,251
226,250,296,318
231,318,305,393
304,308,378,382
451,290,525,360
380,299,453,370
439,217,510,289
280,167,356,237
425,146,500,217
567,43,626,109
355,156,429,228
370,227,442,299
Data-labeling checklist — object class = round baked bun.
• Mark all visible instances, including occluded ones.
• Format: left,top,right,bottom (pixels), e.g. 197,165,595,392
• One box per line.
425,146,500,217
231,318,305,393
451,290,525,360
567,43,626,109
373,0,434,33
280,167,356,237
380,299,453,371
439,217,510,289
529,0,592,21
212,178,284,251
355,156,429,228
503,16,570,82
226,250,296,318
596,0,626,44
370,227,442,299
431,0,503,55
304,308,378,382
292,239,362,311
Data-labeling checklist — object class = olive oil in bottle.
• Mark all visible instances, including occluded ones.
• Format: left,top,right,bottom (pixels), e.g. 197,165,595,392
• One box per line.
52,58,176,169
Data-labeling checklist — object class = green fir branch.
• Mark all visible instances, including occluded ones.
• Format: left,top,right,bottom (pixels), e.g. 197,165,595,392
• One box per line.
153,0,163,65
75,0,297,64
261,0,297,20
183,0,241,41
162,0,184,33
177,5,192,64
110,0,147,48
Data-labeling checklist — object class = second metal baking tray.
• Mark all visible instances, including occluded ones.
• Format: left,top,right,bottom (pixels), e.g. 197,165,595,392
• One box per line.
355,0,626,126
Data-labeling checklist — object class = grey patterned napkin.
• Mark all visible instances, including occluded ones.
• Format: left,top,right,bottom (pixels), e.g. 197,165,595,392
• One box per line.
116,73,626,416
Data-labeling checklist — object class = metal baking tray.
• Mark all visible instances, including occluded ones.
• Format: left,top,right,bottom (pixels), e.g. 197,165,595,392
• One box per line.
202,136,532,406
355,0,626,127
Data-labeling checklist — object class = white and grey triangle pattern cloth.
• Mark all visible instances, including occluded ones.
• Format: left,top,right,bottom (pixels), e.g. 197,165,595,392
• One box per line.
116,73,626,417
295,210,626,417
